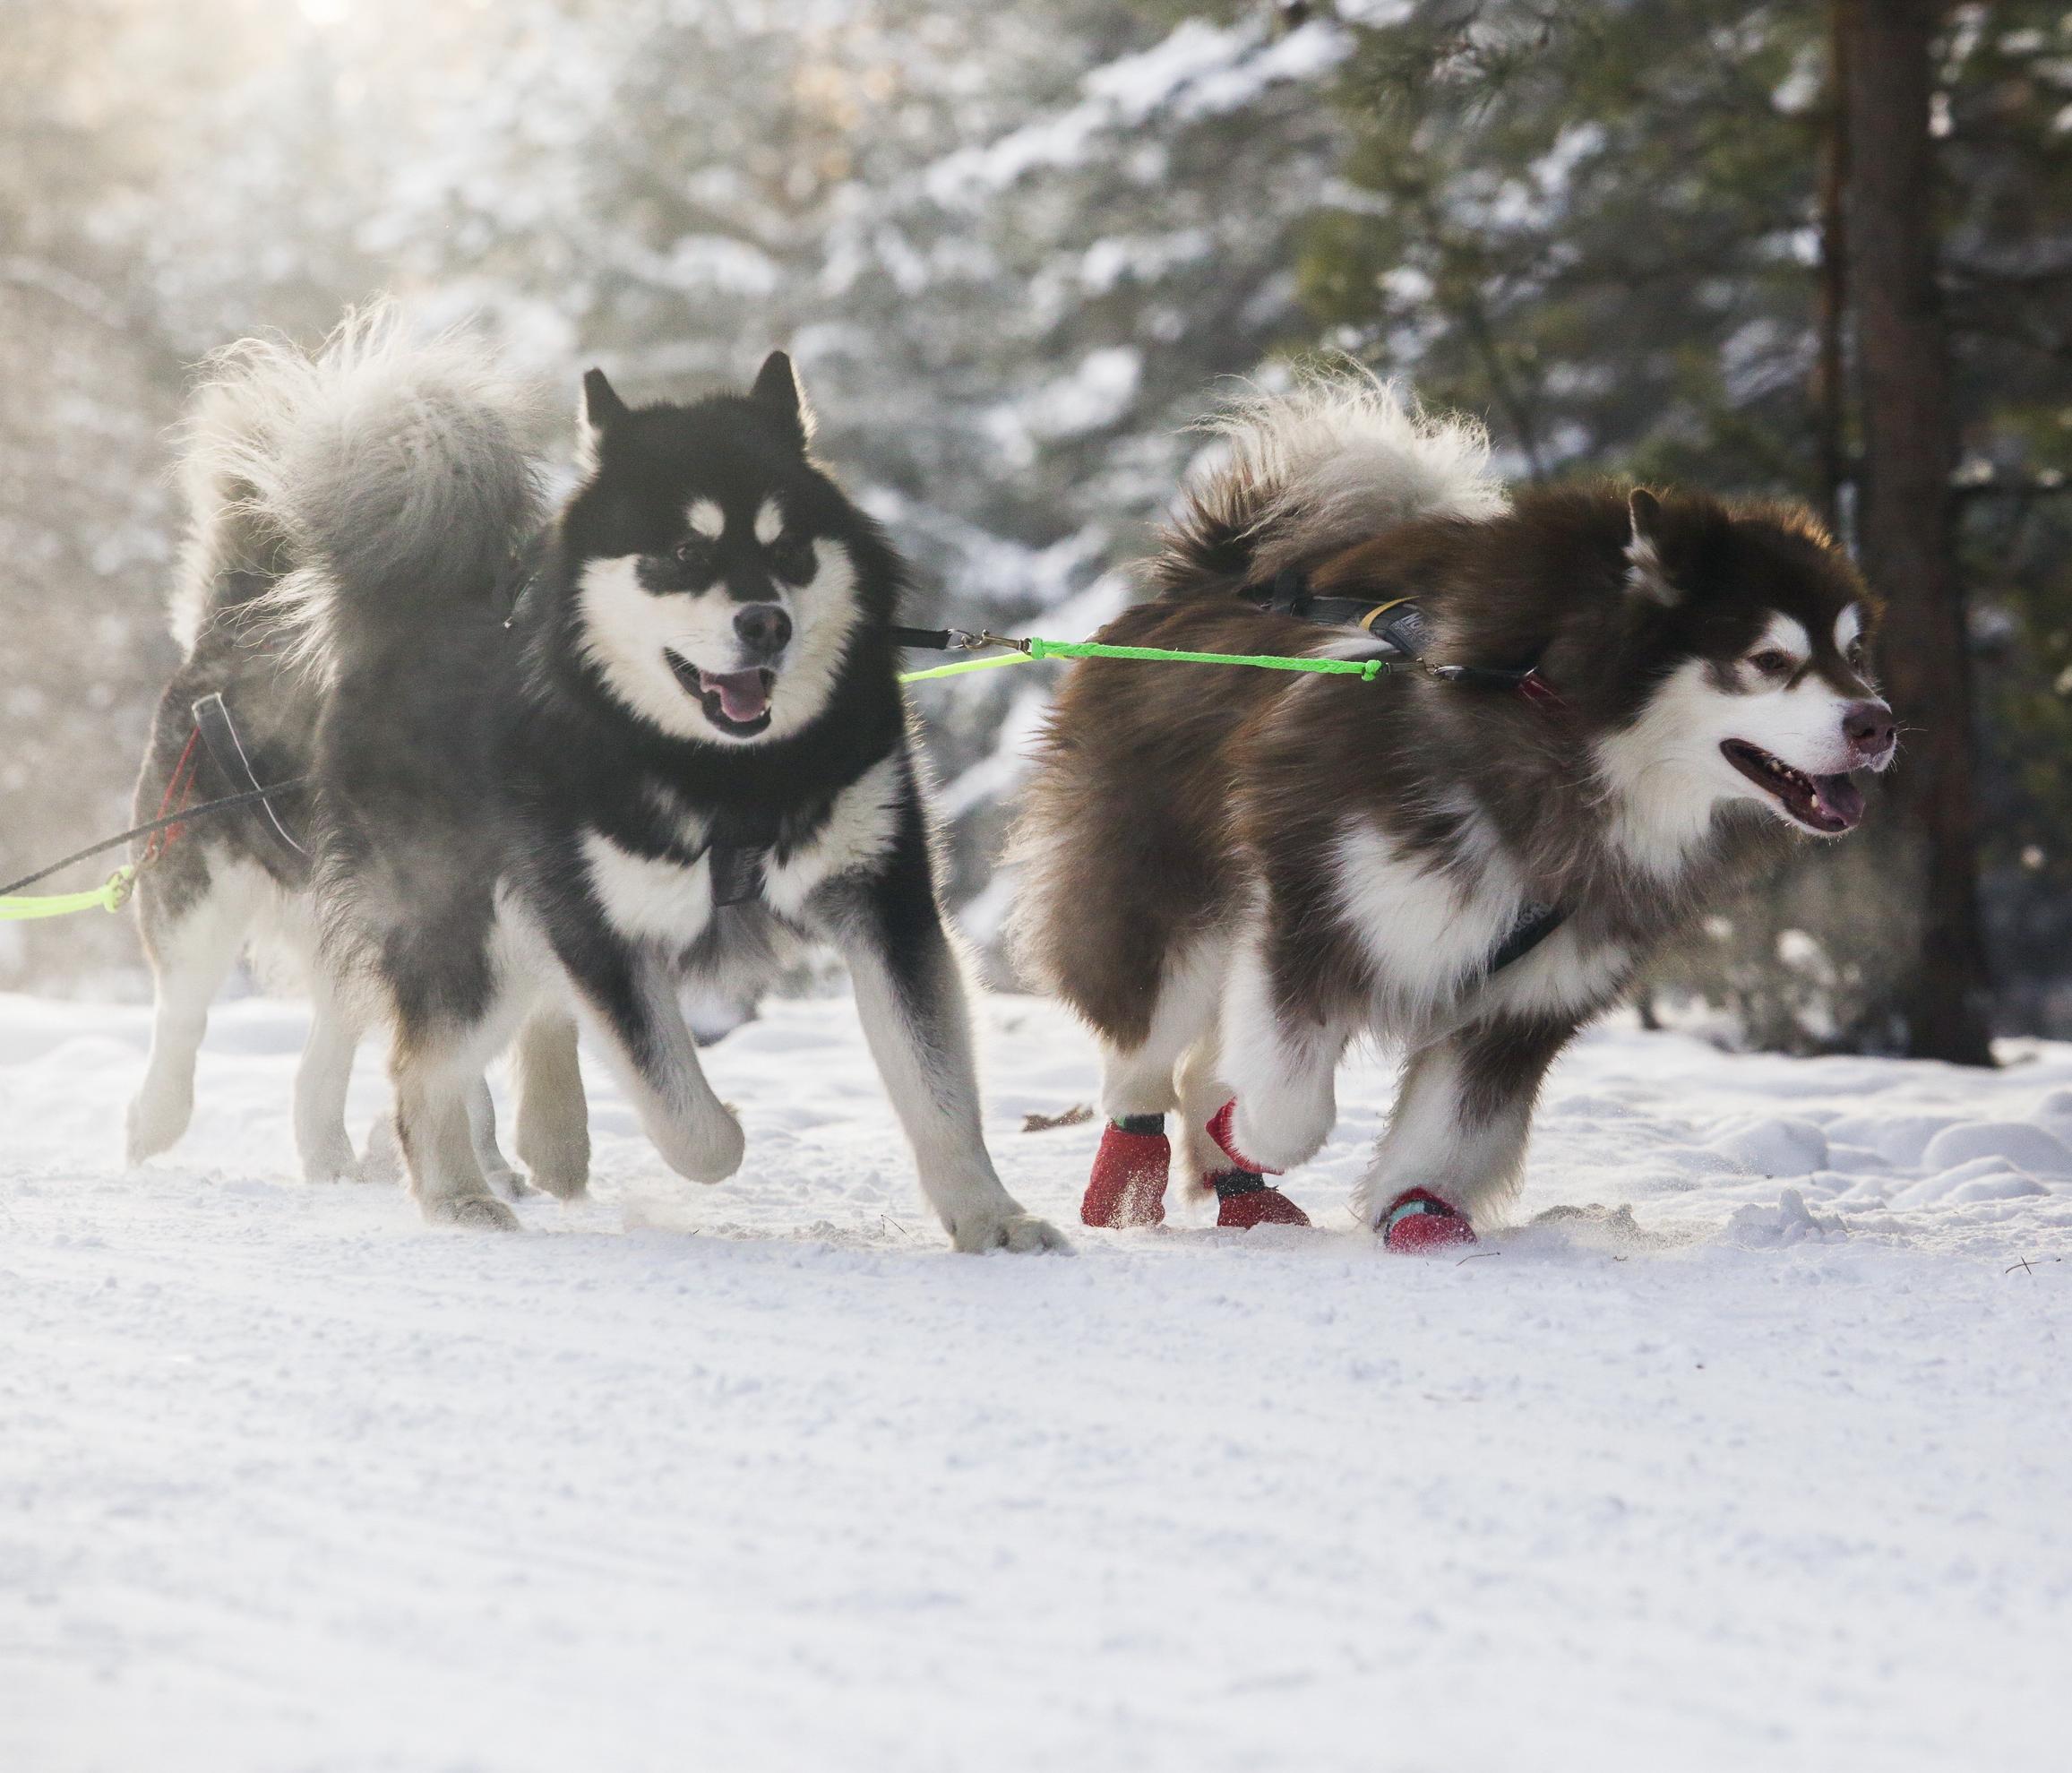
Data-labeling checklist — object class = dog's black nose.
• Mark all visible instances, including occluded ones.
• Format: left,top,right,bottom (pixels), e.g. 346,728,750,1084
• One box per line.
734,603,792,658
1843,700,1896,758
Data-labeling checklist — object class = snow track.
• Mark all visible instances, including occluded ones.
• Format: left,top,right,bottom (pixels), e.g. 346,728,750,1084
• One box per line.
4,990,2068,1771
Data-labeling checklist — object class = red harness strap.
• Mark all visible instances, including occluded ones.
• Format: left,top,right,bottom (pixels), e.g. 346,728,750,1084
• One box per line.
1515,667,1565,712
141,727,202,867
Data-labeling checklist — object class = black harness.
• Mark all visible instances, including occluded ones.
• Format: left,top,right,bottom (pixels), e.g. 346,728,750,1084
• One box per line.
190,693,310,880
687,807,782,909
1244,569,1569,977
1252,568,1564,705
0,695,308,903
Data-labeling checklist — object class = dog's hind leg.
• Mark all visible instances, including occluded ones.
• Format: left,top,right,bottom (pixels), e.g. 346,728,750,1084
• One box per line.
1079,941,1225,1229
465,1074,529,1201
1173,1032,1230,1192
391,1032,520,1230
294,973,364,1183
359,1108,402,1186
357,1061,530,1198
382,916,526,1228
126,859,262,1166
1353,1014,1575,1252
512,1008,589,1201
1096,938,1223,1122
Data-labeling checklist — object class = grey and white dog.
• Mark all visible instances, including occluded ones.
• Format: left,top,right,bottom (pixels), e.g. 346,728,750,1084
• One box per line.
127,307,1062,1252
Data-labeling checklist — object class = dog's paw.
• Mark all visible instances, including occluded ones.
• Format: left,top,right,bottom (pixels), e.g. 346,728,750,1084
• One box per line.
425,1192,521,1231
525,1165,589,1202
486,1166,534,1202
658,1106,745,1185
950,1208,1071,1254
124,1088,190,1166
297,1129,362,1185
515,1128,590,1201
357,1116,404,1186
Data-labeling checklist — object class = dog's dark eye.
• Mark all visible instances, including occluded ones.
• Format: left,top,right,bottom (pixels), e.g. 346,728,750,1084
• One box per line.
674,537,712,566
1750,649,1794,677
769,534,816,584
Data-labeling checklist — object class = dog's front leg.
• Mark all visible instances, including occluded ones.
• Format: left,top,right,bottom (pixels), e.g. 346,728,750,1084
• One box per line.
818,856,1066,1254
1352,1013,1575,1231
559,935,743,1185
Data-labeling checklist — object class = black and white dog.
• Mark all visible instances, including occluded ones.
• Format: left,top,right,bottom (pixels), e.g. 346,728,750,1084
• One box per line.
128,307,1062,1250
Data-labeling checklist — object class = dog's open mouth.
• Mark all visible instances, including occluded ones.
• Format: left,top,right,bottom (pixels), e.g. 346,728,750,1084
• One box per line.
1720,739,1864,834
666,651,773,737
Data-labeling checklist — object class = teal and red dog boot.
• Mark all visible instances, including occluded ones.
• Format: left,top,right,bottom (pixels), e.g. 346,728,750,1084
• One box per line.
1081,1115,1171,1227
1380,1187,1475,1253
1205,1100,1311,1228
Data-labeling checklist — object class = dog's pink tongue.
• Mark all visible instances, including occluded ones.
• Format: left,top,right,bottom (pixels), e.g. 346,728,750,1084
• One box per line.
701,668,769,722
1814,773,1866,830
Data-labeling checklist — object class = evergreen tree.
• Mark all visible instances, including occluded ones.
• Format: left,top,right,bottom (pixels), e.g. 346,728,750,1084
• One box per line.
9,0,2069,1049
1303,0,2072,1051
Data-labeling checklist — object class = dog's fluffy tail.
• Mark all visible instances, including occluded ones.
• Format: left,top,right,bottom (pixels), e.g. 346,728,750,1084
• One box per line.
1152,364,1507,598
169,304,550,673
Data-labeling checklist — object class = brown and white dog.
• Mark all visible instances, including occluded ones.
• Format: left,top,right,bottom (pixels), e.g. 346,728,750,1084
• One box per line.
1010,372,1896,1248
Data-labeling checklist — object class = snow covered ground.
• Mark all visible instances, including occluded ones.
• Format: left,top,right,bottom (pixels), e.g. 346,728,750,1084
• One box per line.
4,985,2068,1772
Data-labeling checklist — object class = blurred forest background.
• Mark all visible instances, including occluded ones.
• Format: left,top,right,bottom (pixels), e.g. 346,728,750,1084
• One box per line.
2,0,2068,1058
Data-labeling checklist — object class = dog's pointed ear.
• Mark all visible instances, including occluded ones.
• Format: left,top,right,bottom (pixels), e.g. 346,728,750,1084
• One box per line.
577,367,627,471
750,350,814,449
582,367,628,430
1624,487,1678,606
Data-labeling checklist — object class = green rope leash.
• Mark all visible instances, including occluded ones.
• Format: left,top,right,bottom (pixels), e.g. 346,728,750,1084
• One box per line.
899,635,1392,684
3,639,1375,921
0,866,135,922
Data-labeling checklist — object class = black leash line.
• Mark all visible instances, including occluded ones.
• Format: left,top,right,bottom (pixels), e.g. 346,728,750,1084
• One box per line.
12,601,1551,922
0,782,304,900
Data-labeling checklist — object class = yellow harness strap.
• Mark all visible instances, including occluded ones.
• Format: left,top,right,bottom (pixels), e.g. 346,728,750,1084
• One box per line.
1356,597,1416,633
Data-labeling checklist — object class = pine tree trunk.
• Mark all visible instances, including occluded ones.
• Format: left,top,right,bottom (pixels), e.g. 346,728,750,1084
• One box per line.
1813,7,1848,537
1836,0,1994,1065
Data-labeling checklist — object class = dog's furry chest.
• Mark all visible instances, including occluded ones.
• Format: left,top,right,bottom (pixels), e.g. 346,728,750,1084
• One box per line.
577,753,906,949
1325,811,1633,1030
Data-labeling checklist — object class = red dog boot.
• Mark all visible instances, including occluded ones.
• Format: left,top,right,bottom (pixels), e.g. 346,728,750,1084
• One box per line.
1081,1115,1171,1227
1210,1167,1311,1229
1205,1100,1310,1228
1206,1098,1282,1175
1380,1187,1475,1253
